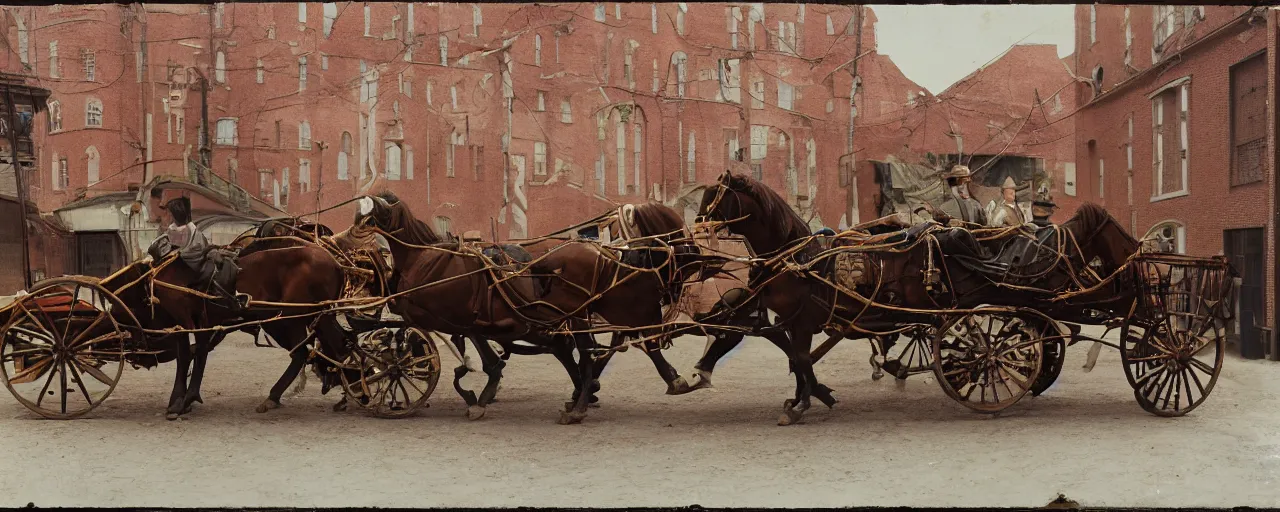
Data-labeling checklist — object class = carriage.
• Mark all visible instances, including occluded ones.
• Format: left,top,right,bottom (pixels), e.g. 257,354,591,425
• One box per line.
0,219,444,420
692,171,1238,421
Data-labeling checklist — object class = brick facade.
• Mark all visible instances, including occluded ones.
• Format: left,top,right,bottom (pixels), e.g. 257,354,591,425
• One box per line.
1073,5,1276,328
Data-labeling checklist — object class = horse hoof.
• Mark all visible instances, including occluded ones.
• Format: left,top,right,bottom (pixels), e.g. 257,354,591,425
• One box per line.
688,374,714,391
165,411,180,421
557,411,586,425
871,371,884,381
256,399,281,414
777,409,803,426
332,401,348,412
466,405,487,421
666,376,692,395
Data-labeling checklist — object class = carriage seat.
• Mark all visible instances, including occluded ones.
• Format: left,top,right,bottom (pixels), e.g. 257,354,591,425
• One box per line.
929,225,1064,283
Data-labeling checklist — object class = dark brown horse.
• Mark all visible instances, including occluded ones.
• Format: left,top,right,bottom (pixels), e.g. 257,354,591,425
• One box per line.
100,233,347,420
354,192,699,423
697,171,1142,424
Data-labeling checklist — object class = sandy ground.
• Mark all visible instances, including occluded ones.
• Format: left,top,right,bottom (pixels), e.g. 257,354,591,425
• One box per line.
1,327,1278,508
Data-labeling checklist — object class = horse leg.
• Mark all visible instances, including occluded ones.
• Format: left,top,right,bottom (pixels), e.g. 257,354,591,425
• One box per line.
465,336,507,421
558,333,595,425
449,334,478,407
779,325,818,426
258,336,311,413
553,341,599,408
762,329,836,409
634,330,692,395
181,331,219,414
165,334,192,420
686,330,744,391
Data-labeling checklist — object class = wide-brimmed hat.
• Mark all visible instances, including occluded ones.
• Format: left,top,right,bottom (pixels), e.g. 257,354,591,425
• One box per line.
945,164,972,180
1001,176,1017,190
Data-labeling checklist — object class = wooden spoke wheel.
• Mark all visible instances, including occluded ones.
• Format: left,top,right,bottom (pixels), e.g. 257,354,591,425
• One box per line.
1121,314,1224,417
879,325,935,380
932,308,1048,414
1029,322,1069,397
0,277,139,419
339,326,442,418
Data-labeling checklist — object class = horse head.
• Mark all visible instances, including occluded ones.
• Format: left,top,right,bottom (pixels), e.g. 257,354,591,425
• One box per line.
695,170,810,255
1059,202,1140,277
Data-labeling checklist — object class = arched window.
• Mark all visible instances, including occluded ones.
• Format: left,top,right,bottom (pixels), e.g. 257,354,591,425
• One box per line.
84,97,103,127
298,121,312,149
434,216,452,235
1143,220,1185,254
85,146,100,184
338,131,352,181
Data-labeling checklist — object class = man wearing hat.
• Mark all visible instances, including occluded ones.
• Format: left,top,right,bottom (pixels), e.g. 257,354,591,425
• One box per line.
149,195,245,312
989,176,1027,228
1030,188,1057,228
937,164,986,226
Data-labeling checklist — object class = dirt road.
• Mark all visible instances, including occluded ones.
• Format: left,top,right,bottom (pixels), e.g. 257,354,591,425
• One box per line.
2,329,1278,508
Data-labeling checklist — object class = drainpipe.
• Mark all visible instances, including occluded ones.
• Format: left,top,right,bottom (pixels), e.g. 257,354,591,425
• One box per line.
6,88,32,290
1271,8,1280,359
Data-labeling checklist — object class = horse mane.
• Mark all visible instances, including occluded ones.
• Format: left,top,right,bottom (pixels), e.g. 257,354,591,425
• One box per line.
375,190,444,245
727,172,810,241
630,202,686,238
1062,202,1138,246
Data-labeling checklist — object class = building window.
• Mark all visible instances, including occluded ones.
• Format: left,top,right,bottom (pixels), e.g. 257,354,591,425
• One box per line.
1098,158,1105,199
47,100,61,132
1123,7,1132,67
1151,79,1189,199
671,52,687,97
1143,221,1185,254
1125,115,1134,171
633,124,642,195
323,3,337,37
826,14,835,35
86,146,100,185
435,216,452,235
1230,54,1266,187
215,50,227,83
16,15,28,67
439,36,449,66
749,125,768,161
1089,4,1096,45
256,59,265,84
615,122,626,195
48,41,59,78
1050,93,1063,114
213,3,225,28
54,154,68,190
534,34,542,67
676,3,687,35
534,142,548,176
364,4,372,36
729,7,741,49
686,131,696,182
651,3,658,33
472,4,482,37
298,158,311,192
717,59,741,103
426,81,434,104
176,113,185,144
623,47,634,89
259,169,275,203
385,141,402,180
450,85,458,110
298,56,308,91
777,80,794,110
560,97,573,123
652,59,659,93
535,90,546,111
447,130,462,177
81,49,96,81
216,118,238,146
298,121,312,149
594,3,606,22
280,167,291,207
85,98,103,127
338,131,352,180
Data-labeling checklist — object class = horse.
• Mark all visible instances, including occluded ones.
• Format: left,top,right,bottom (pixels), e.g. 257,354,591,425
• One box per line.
96,230,349,420
697,170,1143,424
354,191,700,423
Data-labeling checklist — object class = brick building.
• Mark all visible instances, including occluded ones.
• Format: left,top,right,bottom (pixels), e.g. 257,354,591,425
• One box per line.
855,43,1078,224
1072,5,1277,356
3,3,902,263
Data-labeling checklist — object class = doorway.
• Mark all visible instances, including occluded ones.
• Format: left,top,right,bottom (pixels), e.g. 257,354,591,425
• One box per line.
1224,228,1264,358
76,231,125,278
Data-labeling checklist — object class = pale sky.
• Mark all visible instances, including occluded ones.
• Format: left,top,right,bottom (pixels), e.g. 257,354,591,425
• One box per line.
870,5,1076,94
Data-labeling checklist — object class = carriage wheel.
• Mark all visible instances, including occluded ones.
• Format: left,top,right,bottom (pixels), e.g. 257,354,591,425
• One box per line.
932,308,1046,414
1120,315,1224,417
880,325,935,380
0,277,138,419
1029,335,1066,397
339,326,442,418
